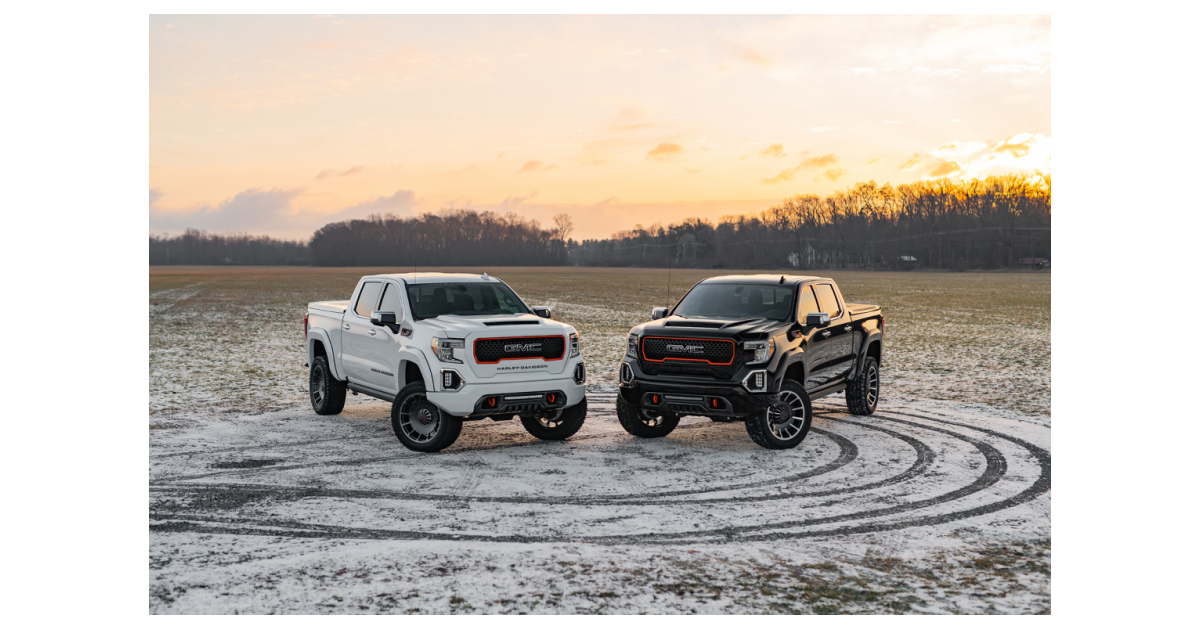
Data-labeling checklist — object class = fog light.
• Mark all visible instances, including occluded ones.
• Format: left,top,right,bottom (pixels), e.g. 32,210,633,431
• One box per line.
440,369,463,391
573,362,586,384
620,362,634,384
742,370,768,393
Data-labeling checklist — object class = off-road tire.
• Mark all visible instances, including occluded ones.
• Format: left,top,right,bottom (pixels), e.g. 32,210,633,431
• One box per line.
520,398,588,441
391,382,463,452
309,356,347,415
745,380,812,449
845,356,880,416
616,394,680,438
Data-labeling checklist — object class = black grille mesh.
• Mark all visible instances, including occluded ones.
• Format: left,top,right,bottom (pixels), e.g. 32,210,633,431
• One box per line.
474,336,564,363
642,337,734,365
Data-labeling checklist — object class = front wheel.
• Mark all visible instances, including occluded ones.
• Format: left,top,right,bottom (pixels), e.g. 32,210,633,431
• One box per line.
845,356,880,415
745,380,812,449
391,382,462,452
616,395,680,438
520,399,587,441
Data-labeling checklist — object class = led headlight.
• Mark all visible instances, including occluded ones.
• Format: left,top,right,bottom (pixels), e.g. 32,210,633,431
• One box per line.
431,337,465,363
569,332,580,357
626,333,639,358
744,339,775,365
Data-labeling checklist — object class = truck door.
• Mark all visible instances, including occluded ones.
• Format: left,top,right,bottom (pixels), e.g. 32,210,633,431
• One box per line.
813,282,855,382
797,284,834,390
341,281,383,385
355,281,406,392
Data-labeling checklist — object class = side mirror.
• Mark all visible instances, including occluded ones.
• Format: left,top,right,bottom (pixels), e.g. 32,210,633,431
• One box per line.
371,311,397,326
532,306,552,319
651,307,668,320
805,312,830,327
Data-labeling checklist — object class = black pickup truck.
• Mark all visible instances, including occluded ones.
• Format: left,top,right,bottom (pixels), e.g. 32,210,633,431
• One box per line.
616,274,883,449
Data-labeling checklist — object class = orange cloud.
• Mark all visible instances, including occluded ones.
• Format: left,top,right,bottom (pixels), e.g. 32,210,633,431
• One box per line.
316,165,365,179
823,168,847,181
759,143,786,158
646,142,684,161
800,154,838,168
866,158,881,165
518,161,557,173
928,161,962,177
899,153,923,170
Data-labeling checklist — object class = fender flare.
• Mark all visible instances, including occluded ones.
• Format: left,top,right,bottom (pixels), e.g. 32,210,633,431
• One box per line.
772,347,808,392
307,330,345,381
855,330,883,372
395,346,436,390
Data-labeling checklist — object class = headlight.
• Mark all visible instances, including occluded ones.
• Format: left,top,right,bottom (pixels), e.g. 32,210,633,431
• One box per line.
627,333,639,358
744,339,775,365
431,337,465,363
569,332,580,358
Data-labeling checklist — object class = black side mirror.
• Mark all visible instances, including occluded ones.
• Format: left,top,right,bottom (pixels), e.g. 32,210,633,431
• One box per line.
651,307,668,320
805,312,831,327
532,306,552,319
371,311,397,326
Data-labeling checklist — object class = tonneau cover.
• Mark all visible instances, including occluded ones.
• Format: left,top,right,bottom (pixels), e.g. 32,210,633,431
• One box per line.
847,302,881,316
309,300,349,314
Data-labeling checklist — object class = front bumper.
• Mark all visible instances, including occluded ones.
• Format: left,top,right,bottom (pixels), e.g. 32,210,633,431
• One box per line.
426,361,586,416
617,358,777,418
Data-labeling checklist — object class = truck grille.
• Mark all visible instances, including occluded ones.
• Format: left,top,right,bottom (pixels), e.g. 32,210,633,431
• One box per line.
641,337,735,366
474,336,565,364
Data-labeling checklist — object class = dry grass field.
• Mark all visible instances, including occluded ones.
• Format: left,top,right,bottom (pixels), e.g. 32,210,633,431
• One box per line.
149,266,1050,420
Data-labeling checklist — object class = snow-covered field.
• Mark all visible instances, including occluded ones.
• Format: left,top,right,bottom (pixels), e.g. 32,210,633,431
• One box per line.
149,268,1050,614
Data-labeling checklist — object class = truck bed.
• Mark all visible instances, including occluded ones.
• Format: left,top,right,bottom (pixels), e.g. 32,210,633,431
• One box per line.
309,300,349,314
846,302,881,318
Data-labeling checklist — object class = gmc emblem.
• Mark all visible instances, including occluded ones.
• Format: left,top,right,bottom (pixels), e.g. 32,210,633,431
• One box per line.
505,343,542,352
667,344,705,354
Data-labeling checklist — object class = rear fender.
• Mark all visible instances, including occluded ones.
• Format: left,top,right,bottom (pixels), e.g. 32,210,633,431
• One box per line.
855,330,883,375
307,329,345,381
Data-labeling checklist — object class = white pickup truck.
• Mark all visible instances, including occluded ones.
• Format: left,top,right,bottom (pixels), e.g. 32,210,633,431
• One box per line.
305,272,588,452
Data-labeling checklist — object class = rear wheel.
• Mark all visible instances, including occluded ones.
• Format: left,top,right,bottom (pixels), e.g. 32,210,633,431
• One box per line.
391,382,462,452
520,399,587,441
309,356,346,415
616,395,680,438
845,356,880,415
745,380,812,449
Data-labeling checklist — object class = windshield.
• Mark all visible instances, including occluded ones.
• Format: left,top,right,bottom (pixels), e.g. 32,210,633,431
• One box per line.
672,283,796,321
406,282,531,320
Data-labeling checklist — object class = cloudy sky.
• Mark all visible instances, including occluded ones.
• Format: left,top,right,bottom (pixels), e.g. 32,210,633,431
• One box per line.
149,14,1050,241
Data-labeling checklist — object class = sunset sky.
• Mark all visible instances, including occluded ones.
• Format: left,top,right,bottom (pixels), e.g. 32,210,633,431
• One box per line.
149,14,1050,241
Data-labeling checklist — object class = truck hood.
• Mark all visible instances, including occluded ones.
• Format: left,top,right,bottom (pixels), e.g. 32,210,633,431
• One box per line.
420,313,574,337
634,315,791,340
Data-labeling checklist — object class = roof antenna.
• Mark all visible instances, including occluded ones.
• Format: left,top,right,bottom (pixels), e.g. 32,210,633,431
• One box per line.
666,249,674,305
482,272,489,280
779,275,785,284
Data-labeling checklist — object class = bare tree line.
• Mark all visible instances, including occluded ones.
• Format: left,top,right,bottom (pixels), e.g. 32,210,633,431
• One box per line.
149,174,1048,270
149,229,309,265
572,174,1050,270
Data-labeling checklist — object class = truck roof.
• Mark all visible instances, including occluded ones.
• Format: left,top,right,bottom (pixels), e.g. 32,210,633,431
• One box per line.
362,272,499,285
701,274,830,285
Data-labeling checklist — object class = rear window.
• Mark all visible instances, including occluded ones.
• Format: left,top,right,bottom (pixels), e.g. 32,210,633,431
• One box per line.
354,282,383,317
405,282,530,320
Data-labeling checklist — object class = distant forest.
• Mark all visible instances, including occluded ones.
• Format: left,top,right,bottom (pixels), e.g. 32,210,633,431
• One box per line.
149,174,1050,270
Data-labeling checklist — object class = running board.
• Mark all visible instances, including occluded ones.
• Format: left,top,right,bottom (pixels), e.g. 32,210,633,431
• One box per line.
807,381,847,401
347,382,396,403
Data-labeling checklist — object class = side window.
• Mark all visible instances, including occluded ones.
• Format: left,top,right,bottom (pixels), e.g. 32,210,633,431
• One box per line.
798,286,819,319
354,282,383,317
378,283,405,317
814,284,842,318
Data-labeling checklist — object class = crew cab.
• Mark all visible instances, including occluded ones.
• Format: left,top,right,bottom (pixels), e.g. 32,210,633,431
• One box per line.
616,274,883,449
305,273,588,452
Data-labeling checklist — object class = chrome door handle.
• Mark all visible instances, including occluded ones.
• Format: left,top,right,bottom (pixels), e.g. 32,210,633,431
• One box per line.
844,325,852,331
343,324,351,330
368,329,377,336
822,330,831,338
